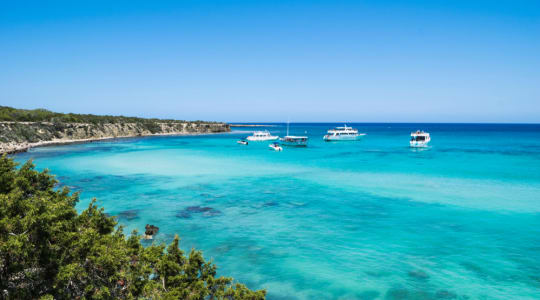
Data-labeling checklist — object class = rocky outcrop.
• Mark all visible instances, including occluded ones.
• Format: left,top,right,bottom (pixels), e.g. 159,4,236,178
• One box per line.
0,121,230,154
143,224,159,240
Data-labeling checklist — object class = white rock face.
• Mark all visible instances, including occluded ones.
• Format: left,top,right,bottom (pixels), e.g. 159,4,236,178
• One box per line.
0,122,230,154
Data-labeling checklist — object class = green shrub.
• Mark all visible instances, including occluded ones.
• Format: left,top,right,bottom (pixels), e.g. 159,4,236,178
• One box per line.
0,156,265,299
0,106,225,124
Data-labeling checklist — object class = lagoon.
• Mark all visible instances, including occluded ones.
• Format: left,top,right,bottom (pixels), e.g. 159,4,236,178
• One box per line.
14,123,540,299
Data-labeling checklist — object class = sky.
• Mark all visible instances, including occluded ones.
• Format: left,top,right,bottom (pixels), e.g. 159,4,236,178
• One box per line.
1,0,539,123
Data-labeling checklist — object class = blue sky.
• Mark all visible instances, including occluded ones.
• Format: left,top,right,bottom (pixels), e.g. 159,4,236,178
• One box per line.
1,0,539,123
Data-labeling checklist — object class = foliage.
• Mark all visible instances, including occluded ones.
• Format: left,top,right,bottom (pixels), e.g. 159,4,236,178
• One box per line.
0,106,220,125
0,155,265,299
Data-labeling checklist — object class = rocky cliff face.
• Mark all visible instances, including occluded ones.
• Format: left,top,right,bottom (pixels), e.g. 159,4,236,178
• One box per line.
0,121,230,154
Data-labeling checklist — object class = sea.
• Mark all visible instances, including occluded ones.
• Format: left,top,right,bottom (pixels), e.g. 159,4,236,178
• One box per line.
13,123,540,300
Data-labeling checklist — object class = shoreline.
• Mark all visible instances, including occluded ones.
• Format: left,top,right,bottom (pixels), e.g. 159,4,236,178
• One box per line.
2,131,226,155
229,124,278,127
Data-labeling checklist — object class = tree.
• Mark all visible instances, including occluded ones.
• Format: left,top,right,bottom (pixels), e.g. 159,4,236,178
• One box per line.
0,155,265,299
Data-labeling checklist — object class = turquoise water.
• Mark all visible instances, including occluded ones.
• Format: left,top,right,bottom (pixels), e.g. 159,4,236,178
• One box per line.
14,123,540,299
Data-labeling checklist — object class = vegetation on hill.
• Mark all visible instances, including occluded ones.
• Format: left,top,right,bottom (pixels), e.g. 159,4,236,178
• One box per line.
0,155,265,299
0,106,216,125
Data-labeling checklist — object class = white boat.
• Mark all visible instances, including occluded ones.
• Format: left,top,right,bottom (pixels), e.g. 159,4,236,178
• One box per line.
246,130,279,141
280,120,308,147
323,125,366,141
410,130,431,147
269,142,283,151
237,139,248,145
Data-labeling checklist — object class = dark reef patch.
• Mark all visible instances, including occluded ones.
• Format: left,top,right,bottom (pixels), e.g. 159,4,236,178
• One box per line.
117,209,140,220
408,269,430,280
263,201,278,207
175,211,191,219
435,290,457,299
365,270,392,278
176,205,222,219
385,288,432,300
385,288,409,300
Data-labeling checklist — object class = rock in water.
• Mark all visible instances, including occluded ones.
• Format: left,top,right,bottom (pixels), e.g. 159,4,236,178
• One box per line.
144,224,159,239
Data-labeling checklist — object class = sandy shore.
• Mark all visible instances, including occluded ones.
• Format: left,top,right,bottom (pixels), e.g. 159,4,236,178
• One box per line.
0,131,224,155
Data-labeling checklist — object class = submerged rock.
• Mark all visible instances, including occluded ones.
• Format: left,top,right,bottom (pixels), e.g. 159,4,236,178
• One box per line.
186,206,214,213
408,269,429,280
176,205,222,219
118,209,139,220
435,290,457,299
175,211,191,219
263,201,278,207
385,288,432,300
385,288,409,300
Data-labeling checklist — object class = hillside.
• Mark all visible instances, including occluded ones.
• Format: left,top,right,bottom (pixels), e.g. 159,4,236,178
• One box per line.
0,106,230,153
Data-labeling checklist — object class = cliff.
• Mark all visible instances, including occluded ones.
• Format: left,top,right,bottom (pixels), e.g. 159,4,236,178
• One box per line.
0,121,230,154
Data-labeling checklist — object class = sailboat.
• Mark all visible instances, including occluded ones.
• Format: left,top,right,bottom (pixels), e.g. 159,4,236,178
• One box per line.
280,120,308,147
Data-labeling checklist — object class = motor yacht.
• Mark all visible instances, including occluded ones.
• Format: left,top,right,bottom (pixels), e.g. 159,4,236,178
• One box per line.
410,130,431,147
246,130,279,141
323,125,366,141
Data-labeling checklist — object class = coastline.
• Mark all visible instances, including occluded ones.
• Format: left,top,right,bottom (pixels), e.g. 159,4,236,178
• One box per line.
230,124,278,127
1,131,226,155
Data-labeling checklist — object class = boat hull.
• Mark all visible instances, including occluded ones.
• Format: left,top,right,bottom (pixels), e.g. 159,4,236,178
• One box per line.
410,141,429,147
281,143,307,147
280,140,308,147
280,136,308,147
246,136,279,141
323,134,365,141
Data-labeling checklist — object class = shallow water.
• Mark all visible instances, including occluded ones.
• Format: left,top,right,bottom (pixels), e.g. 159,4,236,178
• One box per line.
14,123,540,299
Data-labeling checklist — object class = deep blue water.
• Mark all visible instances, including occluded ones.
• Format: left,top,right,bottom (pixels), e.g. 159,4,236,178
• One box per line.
14,123,540,299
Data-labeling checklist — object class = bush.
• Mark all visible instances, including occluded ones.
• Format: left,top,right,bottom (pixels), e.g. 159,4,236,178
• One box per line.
0,106,225,125
0,155,265,299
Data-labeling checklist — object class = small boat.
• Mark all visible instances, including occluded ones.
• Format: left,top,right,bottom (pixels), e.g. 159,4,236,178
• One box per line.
323,125,366,141
237,139,248,145
269,142,283,151
410,130,431,147
246,130,279,141
280,120,308,147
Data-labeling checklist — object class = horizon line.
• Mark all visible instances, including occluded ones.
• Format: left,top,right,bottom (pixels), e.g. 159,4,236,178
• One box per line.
227,121,540,125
